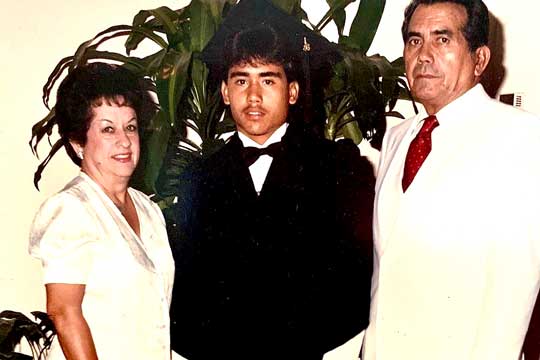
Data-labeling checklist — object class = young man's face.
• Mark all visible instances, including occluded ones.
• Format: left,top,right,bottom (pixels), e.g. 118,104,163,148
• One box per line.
221,61,299,145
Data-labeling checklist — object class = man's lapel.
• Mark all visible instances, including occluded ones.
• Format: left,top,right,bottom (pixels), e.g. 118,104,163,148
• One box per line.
375,119,416,252
259,124,305,198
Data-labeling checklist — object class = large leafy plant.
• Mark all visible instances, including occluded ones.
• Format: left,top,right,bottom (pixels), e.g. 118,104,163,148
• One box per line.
30,0,413,218
0,311,56,360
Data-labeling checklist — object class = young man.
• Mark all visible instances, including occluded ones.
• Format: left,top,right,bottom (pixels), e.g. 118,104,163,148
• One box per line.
363,1,540,359
169,1,374,359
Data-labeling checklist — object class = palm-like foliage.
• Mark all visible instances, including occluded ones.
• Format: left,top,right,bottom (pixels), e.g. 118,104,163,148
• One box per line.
30,0,414,215
0,311,56,360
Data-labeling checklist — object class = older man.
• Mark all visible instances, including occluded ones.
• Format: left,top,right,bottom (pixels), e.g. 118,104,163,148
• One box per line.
363,0,540,359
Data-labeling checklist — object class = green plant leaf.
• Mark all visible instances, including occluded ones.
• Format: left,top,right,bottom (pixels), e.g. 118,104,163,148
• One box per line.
391,56,405,71
156,50,192,128
136,49,168,76
315,0,354,32
386,110,405,119
41,24,134,108
187,0,233,52
201,0,236,22
190,59,208,118
201,87,228,143
70,25,133,70
0,311,55,359
295,7,313,26
29,109,56,158
87,49,147,70
342,49,378,93
131,110,172,194
0,319,15,349
33,139,64,190
0,352,33,360
366,54,396,77
129,26,169,53
340,117,363,144
42,56,73,109
325,0,353,35
344,0,385,53
126,9,163,52
130,7,183,49
128,7,193,52
148,7,180,36
189,0,218,52
215,119,236,135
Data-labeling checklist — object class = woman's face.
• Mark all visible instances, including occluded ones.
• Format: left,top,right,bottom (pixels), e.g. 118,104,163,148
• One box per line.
75,101,140,185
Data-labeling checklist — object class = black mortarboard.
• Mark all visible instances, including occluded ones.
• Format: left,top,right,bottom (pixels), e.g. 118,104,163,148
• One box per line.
201,0,342,125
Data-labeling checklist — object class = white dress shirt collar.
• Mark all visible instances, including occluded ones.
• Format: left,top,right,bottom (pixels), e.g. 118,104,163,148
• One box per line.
433,83,486,126
409,84,486,135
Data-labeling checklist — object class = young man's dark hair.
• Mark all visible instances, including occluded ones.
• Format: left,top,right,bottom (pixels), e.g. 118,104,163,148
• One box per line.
401,0,489,52
221,24,300,84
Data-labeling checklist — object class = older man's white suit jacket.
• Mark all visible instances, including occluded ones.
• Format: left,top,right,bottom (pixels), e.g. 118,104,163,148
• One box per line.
363,85,540,360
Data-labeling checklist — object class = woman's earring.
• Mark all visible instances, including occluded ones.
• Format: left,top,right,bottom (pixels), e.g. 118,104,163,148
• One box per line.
77,149,84,160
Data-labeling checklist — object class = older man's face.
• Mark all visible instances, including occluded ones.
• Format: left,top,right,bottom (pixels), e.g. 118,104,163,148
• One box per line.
404,2,488,114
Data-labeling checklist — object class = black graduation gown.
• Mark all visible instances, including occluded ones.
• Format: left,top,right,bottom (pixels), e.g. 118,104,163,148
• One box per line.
170,124,374,360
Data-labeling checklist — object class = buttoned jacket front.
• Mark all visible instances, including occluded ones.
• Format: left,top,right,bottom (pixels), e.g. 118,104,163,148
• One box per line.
364,85,540,360
170,123,374,360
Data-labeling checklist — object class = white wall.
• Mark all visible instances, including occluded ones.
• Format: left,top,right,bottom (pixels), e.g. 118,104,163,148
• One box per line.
0,0,538,355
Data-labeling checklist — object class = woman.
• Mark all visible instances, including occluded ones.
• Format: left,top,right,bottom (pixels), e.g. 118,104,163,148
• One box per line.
29,62,174,360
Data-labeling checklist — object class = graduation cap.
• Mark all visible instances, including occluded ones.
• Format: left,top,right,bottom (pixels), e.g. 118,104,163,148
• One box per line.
201,0,342,126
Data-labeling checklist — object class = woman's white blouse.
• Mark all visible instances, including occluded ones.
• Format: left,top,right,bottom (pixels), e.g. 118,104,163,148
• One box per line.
29,172,175,360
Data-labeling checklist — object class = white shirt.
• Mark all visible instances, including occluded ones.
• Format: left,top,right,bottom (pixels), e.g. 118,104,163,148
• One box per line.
238,122,288,194
29,172,175,360
364,84,540,360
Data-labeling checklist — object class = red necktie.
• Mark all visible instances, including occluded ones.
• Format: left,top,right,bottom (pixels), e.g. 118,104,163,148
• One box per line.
402,115,439,191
